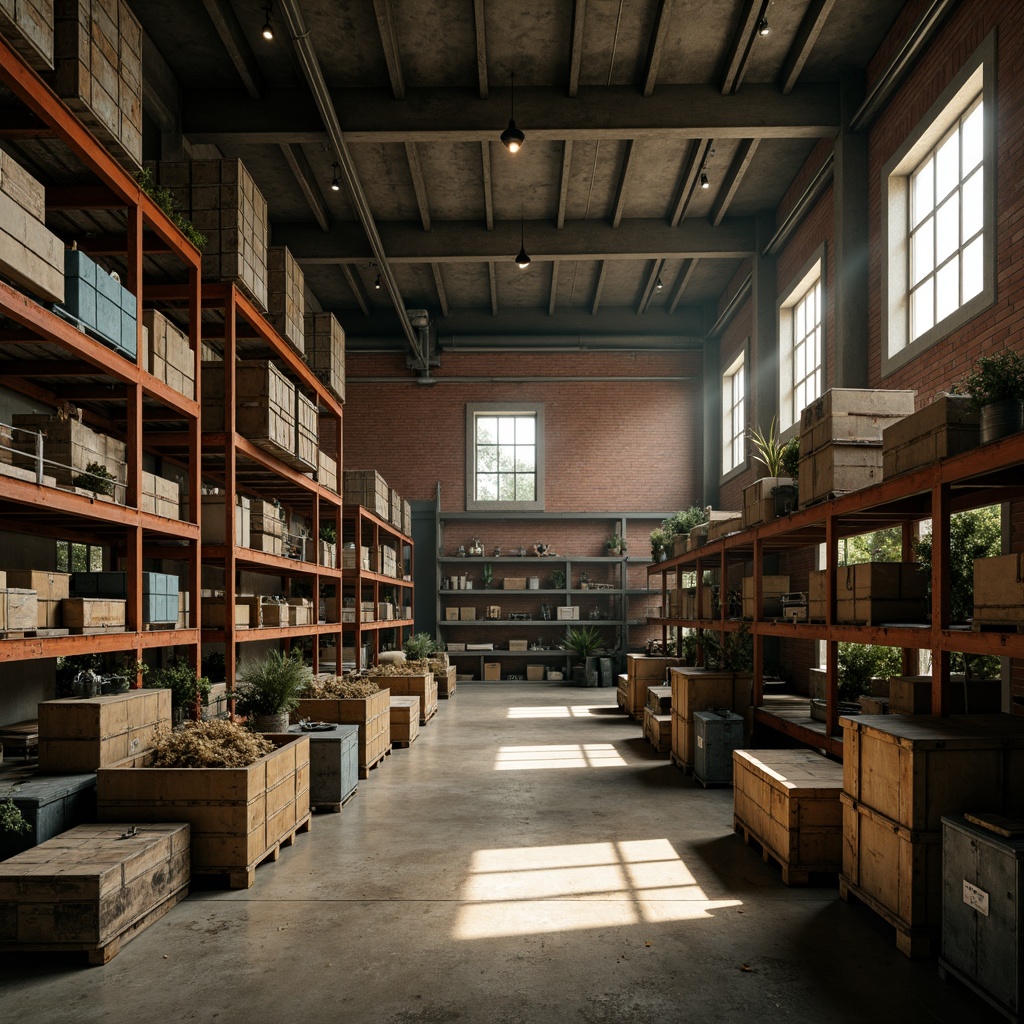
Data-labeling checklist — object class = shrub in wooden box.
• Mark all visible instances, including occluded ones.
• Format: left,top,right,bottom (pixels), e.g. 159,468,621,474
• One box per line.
0,823,189,963
144,159,268,308
267,246,305,353
688,523,709,549
799,388,917,457
389,696,420,745
973,552,1024,625
200,598,250,629
881,395,979,477
6,570,69,628
37,689,171,773
293,389,318,472
304,312,345,402
0,769,97,861
835,562,928,625
201,493,251,545
202,361,298,466
343,469,389,519
798,441,884,507
0,0,55,70
61,597,125,630
293,689,390,775
741,575,790,619
732,749,844,885
142,309,194,400
624,655,684,719
742,476,796,528
382,673,437,724
12,414,126,498
888,674,1002,716
96,734,310,890
0,588,38,631
0,150,63,302
53,0,142,171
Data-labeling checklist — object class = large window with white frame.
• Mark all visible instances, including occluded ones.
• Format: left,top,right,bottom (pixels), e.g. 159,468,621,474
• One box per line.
882,34,995,375
722,352,746,476
465,402,545,511
779,248,824,430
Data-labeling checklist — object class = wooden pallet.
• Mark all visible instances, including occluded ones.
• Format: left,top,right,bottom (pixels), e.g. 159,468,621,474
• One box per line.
312,787,358,814
391,734,418,749
223,813,312,890
358,745,391,779
732,816,837,886
839,873,933,958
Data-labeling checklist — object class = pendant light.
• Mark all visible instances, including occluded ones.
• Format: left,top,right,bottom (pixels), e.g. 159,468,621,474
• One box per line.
330,162,340,191
261,3,274,41
500,72,525,153
515,211,530,268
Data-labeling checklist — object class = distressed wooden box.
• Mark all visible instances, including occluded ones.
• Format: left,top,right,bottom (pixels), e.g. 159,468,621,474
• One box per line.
61,597,125,630
623,655,684,719
142,309,194,400
888,674,1002,715
287,723,357,812
0,822,189,963
141,470,179,519
881,395,979,477
294,390,317,472
0,0,55,70
199,598,250,629
799,388,917,455
267,246,305,353
669,666,734,720
643,706,671,753
733,748,844,885
835,562,928,625
96,734,310,889
973,552,1024,625
742,476,796,528
6,570,69,628
380,673,436,724
0,768,96,861
343,469,389,519
294,689,390,776
304,312,345,403
0,588,38,631
37,688,171,773
798,441,884,507
389,695,420,746
741,575,790,619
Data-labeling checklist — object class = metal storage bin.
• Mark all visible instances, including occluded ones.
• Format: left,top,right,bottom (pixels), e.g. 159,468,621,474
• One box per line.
693,709,744,788
940,814,1024,1021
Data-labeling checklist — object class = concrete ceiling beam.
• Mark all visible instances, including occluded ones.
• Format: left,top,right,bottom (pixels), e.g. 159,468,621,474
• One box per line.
200,0,264,100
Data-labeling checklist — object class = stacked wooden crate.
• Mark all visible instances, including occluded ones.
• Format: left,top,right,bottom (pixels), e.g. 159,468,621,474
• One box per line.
141,470,179,519
343,469,390,520
380,671,437,724
294,390,318,471
37,689,171,772
200,595,250,628
144,159,268,308
643,685,672,753
840,714,1024,956
6,569,69,628
249,498,284,556
0,0,55,70
267,246,305,353
798,388,916,506
835,563,928,625
201,493,251,546
304,312,346,403
389,695,420,747
732,749,844,885
620,654,683,720
973,552,1024,627
63,247,137,358
13,414,126,501
888,674,1002,715
881,395,979,477
741,575,790,619
317,413,340,492
0,150,64,303
53,0,142,170
0,586,38,631
142,309,194,399
742,476,797,528
669,666,734,773
294,688,391,777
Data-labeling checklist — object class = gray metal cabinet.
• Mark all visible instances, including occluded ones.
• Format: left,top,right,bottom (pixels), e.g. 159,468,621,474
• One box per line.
693,709,744,788
940,814,1024,1021
289,724,359,813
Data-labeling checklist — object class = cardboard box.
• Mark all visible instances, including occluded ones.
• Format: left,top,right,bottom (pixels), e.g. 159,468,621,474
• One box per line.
526,665,546,681
503,577,526,590
556,606,580,620
483,662,501,681
444,607,460,621
508,640,528,652
459,607,476,620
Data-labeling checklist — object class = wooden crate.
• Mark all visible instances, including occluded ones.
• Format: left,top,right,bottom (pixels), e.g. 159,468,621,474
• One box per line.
645,684,672,714
141,469,180,519
0,768,97,861
142,309,194,400
294,689,391,774
671,712,694,771
37,689,171,773
436,664,457,698
836,562,928,625
732,749,844,885
0,0,55,70
0,150,64,302
61,597,125,630
96,734,310,890
53,0,143,171
679,586,714,619
669,666,734,720
0,586,39,632
974,552,1024,625
742,476,797,528
707,514,742,541
6,570,69,628
389,696,420,745
643,707,671,753
741,575,790,619
201,493,250,546
0,823,189,964
200,598,250,629
381,673,437,723
389,486,403,529
882,395,979,477
840,793,942,956
304,312,345,403
318,449,338,493
623,655,684,718
888,674,1002,715
798,440,883,507
267,246,305,353
202,361,298,466
799,388,917,456
841,714,1013,833
12,414,126,498
144,159,268,308
343,469,389,519
294,390,318,471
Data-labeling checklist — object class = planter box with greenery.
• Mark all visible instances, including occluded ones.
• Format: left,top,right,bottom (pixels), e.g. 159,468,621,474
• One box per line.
881,395,980,477
956,349,1024,444
294,681,391,775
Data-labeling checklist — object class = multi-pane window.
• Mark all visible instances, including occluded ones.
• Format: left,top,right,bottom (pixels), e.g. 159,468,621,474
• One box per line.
791,280,822,421
908,96,984,342
466,403,545,510
56,541,103,572
722,354,745,475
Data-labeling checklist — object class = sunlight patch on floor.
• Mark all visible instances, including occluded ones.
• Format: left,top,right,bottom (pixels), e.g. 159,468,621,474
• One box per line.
506,705,609,719
453,839,742,939
493,743,627,769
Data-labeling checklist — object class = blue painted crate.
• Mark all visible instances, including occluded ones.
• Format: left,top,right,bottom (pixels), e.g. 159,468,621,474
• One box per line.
61,249,137,360
142,572,178,596
0,770,97,861
142,592,177,624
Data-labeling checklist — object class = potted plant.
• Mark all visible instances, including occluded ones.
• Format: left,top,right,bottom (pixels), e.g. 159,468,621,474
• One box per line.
605,532,626,556
745,419,797,523
662,506,709,556
562,624,604,686
649,527,669,562
146,656,211,723
0,791,31,839
233,649,311,732
403,632,439,661
957,350,1024,443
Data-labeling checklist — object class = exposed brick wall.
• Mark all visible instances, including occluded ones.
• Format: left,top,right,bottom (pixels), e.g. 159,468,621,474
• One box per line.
775,138,833,229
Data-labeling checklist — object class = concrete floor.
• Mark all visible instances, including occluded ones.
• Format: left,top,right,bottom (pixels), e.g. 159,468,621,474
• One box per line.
1,683,1005,1024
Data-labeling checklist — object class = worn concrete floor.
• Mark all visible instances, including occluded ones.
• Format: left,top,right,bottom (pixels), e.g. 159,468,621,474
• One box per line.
1,683,1004,1023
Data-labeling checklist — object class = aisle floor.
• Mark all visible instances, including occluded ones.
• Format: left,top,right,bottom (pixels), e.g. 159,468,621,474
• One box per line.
1,683,1003,1023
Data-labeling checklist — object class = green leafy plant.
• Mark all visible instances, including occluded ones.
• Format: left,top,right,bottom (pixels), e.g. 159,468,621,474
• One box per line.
72,461,116,496
561,624,603,658
956,350,1024,406
0,793,31,836
662,505,708,539
134,168,208,250
677,628,699,665
550,569,566,589
319,522,337,544
201,649,227,683
649,527,668,557
779,437,800,480
837,643,902,703
403,632,439,660
747,418,787,477
606,532,626,553
723,624,753,672
146,656,212,715
233,649,311,719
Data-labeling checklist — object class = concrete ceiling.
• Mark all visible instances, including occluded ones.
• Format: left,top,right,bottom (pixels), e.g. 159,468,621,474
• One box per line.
127,0,911,358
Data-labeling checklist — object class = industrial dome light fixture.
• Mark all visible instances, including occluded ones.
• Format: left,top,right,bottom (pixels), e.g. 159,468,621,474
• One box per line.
500,71,525,153
699,170,709,189
757,16,769,36
656,276,664,291
515,211,531,268
374,272,382,290
261,3,274,41
330,162,340,191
